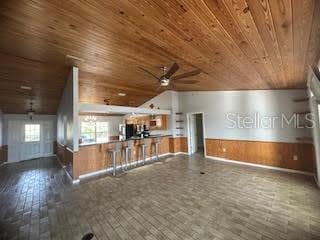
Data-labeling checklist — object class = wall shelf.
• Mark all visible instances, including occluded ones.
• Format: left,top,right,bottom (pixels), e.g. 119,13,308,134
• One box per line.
294,111,310,115
175,112,183,115
293,98,309,102
176,127,184,129
176,120,184,123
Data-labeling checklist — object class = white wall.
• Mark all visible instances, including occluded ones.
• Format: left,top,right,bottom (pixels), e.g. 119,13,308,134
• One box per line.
140,91,175,135
142,89,310,143
0,110,3,146
179,90,310,143
57,67,79,151
0,109,4,147
3,114,57,145
79,115,124,137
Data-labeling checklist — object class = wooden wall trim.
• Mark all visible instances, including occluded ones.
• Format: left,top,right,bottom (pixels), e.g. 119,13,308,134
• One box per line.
205,138,313,144
205,139,316,173
54,141,74,178
0,145,8,165
169,137,188,153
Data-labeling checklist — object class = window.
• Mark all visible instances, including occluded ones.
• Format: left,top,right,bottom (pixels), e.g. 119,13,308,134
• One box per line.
96,122,109,142
25,124,40,142
81,121,109,143
81,121,96,143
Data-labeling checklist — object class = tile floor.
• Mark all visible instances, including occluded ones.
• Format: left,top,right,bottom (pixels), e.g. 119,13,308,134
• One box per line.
0,154,320,240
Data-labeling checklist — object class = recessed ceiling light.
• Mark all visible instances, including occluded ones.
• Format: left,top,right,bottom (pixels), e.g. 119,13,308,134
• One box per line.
20,86,32,90
66,54,85,62
118,92,126,97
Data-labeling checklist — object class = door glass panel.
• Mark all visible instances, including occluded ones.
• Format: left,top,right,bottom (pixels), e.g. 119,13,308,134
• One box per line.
25,124,40,142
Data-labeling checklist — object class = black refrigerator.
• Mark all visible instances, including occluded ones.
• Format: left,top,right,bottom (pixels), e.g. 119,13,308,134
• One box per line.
125,124,134,139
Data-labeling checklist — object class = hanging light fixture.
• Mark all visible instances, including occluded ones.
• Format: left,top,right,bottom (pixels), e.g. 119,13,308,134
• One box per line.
84,115,97,122
27,102,35,120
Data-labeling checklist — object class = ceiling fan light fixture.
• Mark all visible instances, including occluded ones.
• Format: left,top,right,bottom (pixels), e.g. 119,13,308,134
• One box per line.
27,110,35,117
27,102,35,120
160,78,170,86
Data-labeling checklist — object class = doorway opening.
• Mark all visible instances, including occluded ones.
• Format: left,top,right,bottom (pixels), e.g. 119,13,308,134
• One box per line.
187,113,205,155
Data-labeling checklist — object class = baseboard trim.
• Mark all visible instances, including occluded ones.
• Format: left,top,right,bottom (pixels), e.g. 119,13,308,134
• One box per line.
206,155,315,176
170,152,188,155
4,153,56,164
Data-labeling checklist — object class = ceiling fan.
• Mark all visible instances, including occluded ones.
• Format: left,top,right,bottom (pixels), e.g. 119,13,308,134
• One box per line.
140,63,201,89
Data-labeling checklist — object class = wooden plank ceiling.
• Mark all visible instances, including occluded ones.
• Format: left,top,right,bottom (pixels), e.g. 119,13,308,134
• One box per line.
0,0,320,114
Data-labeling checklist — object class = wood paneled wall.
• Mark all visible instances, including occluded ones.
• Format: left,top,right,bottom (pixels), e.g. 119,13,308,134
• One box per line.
54,142,74,178
169,137,188,153
206,139,315,173
0,145,8,165
73,136,171,179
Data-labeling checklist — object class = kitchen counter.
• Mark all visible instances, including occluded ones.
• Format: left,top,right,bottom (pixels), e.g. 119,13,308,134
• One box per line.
73,135,172,179
79,134,172,147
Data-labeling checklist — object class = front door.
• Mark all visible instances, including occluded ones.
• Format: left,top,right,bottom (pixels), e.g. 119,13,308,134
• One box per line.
21,123,42,160
8,121,44,162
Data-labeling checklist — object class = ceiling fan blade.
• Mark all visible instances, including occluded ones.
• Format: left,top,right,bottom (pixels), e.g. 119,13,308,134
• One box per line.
171,69,202,81
139,67,160,81
163,63,179,79
174,80,199,84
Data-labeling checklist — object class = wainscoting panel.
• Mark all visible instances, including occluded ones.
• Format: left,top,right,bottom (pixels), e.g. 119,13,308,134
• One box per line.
206,139,315,173
169,137,188,153
54,142,74,178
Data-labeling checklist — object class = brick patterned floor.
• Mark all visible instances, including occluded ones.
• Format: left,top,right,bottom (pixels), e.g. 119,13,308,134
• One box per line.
0,154,320,240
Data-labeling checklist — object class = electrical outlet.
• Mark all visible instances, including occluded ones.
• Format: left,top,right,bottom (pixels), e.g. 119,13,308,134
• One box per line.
222,148,226,152
293,155,298,161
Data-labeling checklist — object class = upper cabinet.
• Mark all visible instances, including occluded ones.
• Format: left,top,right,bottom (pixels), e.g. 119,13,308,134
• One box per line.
149,115,167,130
125,115,167,130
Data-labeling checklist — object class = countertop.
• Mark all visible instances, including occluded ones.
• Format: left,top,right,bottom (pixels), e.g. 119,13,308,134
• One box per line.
79,134,171,147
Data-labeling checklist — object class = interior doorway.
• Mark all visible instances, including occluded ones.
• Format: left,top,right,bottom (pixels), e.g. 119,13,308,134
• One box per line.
187,113,205,155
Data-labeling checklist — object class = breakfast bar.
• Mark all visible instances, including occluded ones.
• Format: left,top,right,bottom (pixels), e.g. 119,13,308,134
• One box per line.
72,135,171,180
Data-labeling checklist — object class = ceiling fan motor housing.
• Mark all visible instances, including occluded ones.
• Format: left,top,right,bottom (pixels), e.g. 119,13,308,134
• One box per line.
160,78,170,86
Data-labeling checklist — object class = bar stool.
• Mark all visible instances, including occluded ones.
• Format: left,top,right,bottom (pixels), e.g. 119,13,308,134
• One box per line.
108,142,122,176
151,137,161,161
122,140,133,170
139,139,148,165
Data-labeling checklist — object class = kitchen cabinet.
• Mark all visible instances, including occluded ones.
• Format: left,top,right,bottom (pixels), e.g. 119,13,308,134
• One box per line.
125,115,167,130
149,115,167,130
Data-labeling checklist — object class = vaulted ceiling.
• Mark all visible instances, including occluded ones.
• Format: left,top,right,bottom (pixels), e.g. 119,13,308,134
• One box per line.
0,0,320,114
